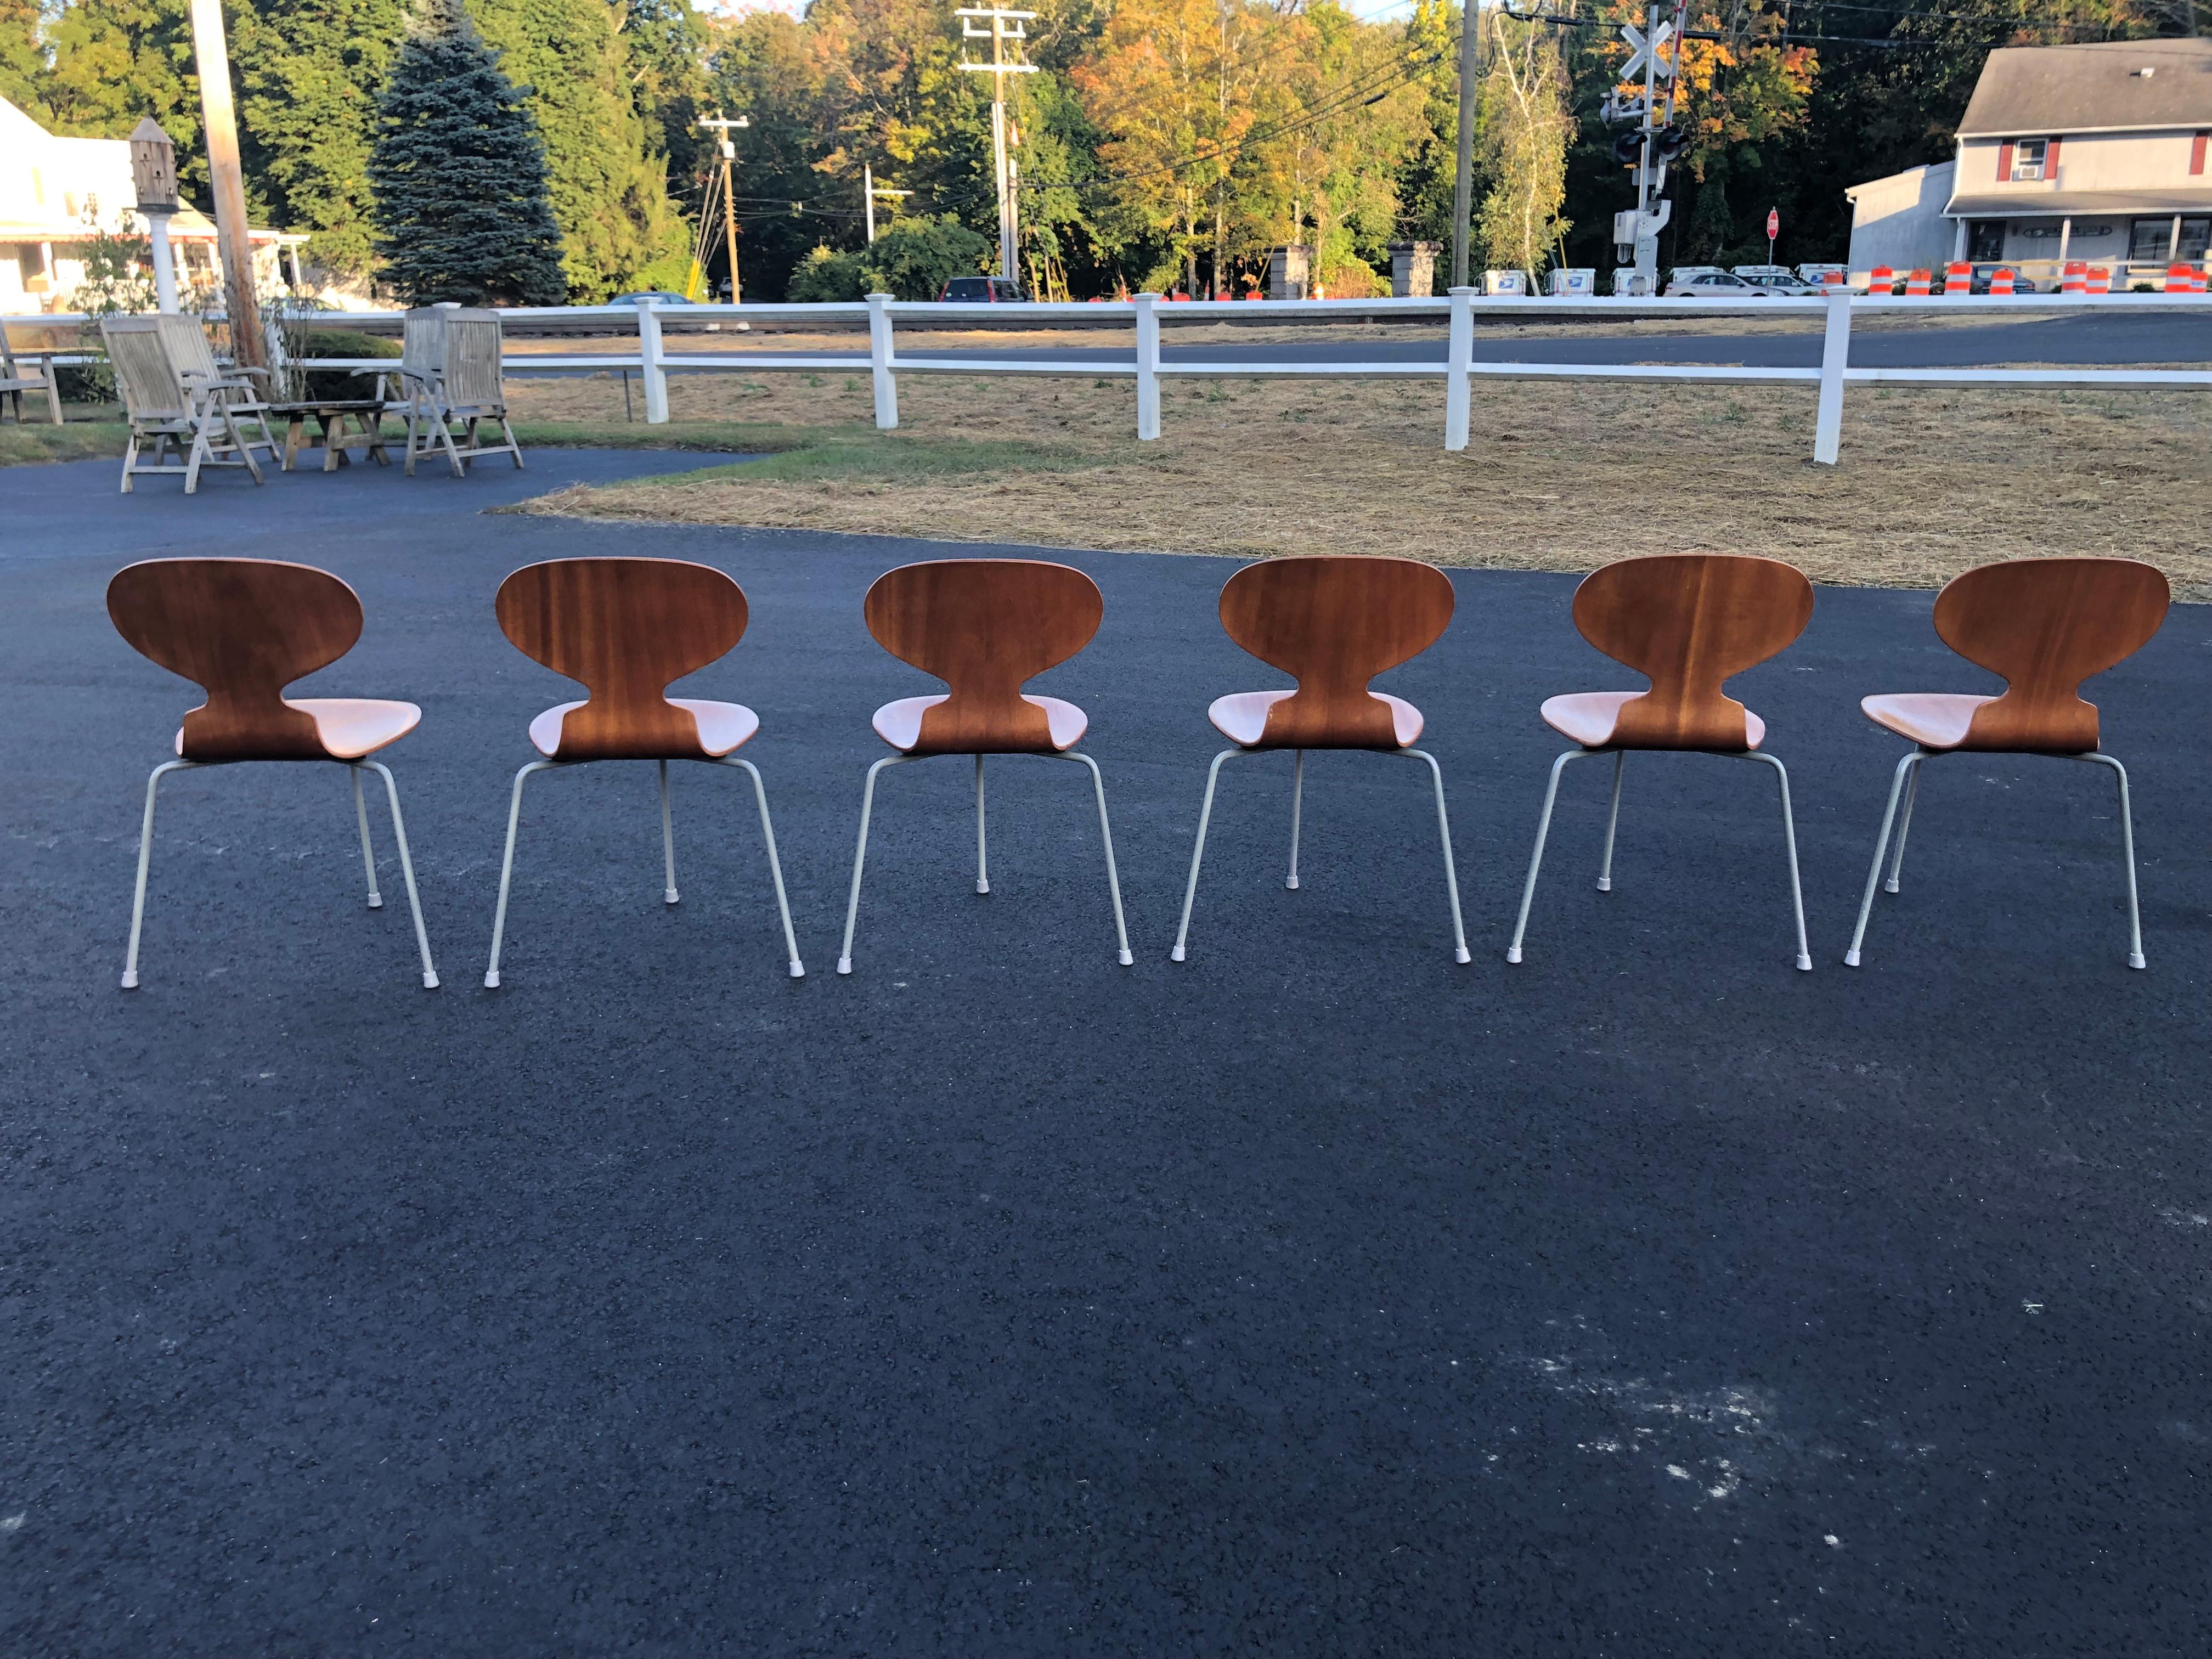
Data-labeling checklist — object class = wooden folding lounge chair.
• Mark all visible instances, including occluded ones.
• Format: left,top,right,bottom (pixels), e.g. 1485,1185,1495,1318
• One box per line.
1169,555,1470,964
396,306,523,477
836,558,1133,974
1506,552,1817,971
154,313,280,465
101,315,269,494
483,557,804,987
1844,556,2168,971
107,557,439,989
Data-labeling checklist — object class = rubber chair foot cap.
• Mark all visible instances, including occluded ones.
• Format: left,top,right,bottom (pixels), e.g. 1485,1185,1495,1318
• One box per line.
1455,947,1471,964
1842,950,1861,968
976,881,990,894
366,895,383,909
1285,877,1299,890
1169,945,1187,962
1595,877,1611,893
483,972,500,989
1118,950,1135,967
120,972,138,990
665,890,680,906
836,957,853,975
1795,953,1813,972
2129,952,2146,970
422,972,441,989
1505,946,1523,964
1882,879,1899,894
788,961,806,979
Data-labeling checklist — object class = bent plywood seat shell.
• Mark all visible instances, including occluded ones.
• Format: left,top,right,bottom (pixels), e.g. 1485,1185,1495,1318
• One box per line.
1549,553,1814,751
108,557,418,761
1211,555,1454,749
862,559,1103,755
1861,557,2168,754
495,558,755,761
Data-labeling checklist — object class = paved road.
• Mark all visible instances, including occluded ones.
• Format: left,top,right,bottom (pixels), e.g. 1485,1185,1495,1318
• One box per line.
4,450,2209,1653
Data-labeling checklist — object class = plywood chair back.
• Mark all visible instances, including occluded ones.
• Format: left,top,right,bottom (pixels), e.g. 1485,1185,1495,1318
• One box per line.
863,559,1103,754
1217,555,1454,748
1571,553,1814,751
443,312,505,408
108,557,363,761
101,317,189,422
495,557,748,760
1932,557,2168,752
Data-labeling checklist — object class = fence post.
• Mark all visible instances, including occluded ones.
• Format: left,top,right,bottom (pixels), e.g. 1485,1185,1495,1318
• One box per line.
1812,288,1851,465
1134,292,1161,441
866,292,898,430
636,297,669,424
1445,285,1476,451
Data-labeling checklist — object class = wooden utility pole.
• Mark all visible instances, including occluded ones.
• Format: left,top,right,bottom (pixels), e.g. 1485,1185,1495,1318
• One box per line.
699,113,749,301
957,8,1038,285
1450,0,1481,288
186,0,264,366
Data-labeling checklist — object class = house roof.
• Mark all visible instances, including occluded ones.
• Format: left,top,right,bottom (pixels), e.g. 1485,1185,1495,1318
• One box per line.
1944,188,2212,218
1956,38,2212,138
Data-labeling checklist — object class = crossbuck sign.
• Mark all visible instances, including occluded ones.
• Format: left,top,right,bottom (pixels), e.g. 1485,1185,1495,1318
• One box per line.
1618,19,1676,82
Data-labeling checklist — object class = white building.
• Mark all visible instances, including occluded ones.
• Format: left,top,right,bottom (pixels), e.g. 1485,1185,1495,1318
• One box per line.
1,95,303,313
1847,37,2211,285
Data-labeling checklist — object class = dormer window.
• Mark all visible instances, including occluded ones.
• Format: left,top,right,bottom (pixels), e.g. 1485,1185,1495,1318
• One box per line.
2012,139,2047,180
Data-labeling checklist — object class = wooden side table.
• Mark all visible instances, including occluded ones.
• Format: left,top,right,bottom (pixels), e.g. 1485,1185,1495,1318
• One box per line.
266,401,392,472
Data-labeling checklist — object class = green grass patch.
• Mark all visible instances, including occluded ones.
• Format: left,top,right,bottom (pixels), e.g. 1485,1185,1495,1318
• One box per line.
0,420,129,466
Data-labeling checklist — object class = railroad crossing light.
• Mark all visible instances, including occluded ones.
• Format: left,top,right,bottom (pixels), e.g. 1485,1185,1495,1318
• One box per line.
1611,130,1643,166
1651,126,1687,163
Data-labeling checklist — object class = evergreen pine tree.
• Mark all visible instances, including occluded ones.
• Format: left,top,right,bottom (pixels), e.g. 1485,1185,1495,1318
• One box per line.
368,0,565,306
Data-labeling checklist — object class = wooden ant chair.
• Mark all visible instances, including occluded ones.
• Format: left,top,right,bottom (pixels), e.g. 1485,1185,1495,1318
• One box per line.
105,558,439,989
837,558,1132,974
1844,556,2168,970
1169,555,1469,963
484,557,803,986
1506,552,1816,971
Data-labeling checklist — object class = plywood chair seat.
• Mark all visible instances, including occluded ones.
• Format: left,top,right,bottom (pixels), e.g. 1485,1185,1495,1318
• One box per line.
528,697,759,760
1858,692,2006,752
1209,689,1423,749
1541,691,1767,752
873,692,1086,753
171,696,422,761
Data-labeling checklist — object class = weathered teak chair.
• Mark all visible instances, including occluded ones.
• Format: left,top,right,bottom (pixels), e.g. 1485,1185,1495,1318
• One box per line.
106,558,439,989
484,557,804,986
837,558,1133,974
101,316,268,494
1506,552,1816,970
396,306,523,477
1844,556,2168,970
0,327,62,424
1169,555,1469,964
155,313,280,465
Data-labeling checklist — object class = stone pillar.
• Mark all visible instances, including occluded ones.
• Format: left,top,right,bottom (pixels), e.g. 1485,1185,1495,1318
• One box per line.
1386,241,1441,298
1267,244,1312,302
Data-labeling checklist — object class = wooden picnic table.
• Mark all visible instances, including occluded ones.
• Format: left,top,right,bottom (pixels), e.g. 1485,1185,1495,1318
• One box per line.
264,400,392,472
0,346,66,425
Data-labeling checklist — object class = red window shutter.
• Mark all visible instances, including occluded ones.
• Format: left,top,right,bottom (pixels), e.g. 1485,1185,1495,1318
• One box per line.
2193,132,2209,177
2045,136,2061,176
1997,140,2014,180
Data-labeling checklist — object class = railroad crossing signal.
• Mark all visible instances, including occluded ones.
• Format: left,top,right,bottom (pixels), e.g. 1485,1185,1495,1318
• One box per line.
1618,19,1675,83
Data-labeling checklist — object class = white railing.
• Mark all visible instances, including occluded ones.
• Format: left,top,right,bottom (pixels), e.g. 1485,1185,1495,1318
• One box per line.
12,287,2208,466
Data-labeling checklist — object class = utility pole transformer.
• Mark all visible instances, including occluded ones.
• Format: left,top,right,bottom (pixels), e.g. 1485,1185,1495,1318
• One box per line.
699,113,749,302
185,0,264,366
1450,0,1480,290
956,7,1038,286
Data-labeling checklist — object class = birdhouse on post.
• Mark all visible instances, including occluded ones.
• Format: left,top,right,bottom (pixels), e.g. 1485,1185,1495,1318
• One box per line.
128,118,182,313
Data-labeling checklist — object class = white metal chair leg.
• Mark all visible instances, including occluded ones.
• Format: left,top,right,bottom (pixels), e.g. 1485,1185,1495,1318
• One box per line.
975,754,989,894
1286,749,1304,890
1506,748,1604,964
1597,751,1626,891
351,764,383,908
1062,752,1135,967
1844,750,1921,968
2076,752,2146,969
362,761,438,989
1402,748,1471,964
838,755,913,974
484,759,559,988
121,759,199,989
1170,748,1243,962
712,757,806,978
1737,751,1814,972
1884,755,1923,893
660,758,679,904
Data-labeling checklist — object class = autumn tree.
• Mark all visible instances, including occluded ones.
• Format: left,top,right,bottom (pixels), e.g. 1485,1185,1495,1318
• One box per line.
1474,12,1571,278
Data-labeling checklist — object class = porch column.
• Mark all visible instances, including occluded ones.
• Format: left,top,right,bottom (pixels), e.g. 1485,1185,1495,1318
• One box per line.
2057,218,2071,263
1953,219,1968,261
2170,216,2184,263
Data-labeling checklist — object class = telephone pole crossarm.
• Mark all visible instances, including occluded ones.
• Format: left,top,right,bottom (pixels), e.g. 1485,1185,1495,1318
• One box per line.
954,7,1038,285
699,112,750,302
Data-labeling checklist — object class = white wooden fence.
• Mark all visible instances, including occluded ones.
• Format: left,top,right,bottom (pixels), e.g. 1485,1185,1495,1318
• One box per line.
10,288,2209,467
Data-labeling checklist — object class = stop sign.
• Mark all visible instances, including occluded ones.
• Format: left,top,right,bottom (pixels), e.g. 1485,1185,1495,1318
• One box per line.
1767,208,1780,240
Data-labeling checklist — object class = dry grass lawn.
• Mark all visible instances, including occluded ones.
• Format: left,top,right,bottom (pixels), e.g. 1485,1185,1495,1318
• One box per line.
506,362,2212,595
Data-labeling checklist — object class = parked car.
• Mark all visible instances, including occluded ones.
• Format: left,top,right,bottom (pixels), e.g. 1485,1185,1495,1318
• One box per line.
1731,264,1824,294
607,291,695,306
939,276,1028,302
1967,263,2039,294
1663,267,1767,297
